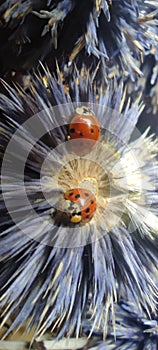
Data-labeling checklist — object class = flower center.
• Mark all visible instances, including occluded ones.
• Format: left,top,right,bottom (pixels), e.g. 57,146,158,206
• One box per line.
57,159,110,201
78,177,98,196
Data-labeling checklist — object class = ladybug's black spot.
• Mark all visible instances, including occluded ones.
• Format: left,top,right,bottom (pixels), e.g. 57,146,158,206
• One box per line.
75,194,80,199
72,212,79,217
91,129,94,133
84,193,89,197
69,192,74,196
80,132,84,136
70,128,75,133
90,200,94,204
85,207,90,213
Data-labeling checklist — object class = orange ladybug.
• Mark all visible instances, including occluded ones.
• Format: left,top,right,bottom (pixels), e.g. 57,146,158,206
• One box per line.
64,188,97,223
68,107,100,155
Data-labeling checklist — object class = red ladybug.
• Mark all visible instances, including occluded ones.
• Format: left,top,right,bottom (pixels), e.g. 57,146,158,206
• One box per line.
64,188,97,223
68,108,100,155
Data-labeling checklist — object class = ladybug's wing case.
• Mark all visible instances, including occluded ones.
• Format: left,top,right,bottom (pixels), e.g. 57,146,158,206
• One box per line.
64,189,97,223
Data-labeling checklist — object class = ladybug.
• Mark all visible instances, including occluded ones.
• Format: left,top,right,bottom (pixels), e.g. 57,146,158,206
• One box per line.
64,188,97,224
68,107,100,155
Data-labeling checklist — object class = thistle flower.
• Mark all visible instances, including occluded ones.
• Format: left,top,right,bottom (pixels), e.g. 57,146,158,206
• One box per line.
0,70,158,340
82,300,158,350
141,55,158,115
0,0,158,82
126,54,158,117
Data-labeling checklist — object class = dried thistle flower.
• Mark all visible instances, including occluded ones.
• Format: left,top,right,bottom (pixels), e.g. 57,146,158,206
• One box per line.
0,1,158,80
126,54,158,116
83,300,158,350
141,56,158,115
0,0,158,114
0,70,158,340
